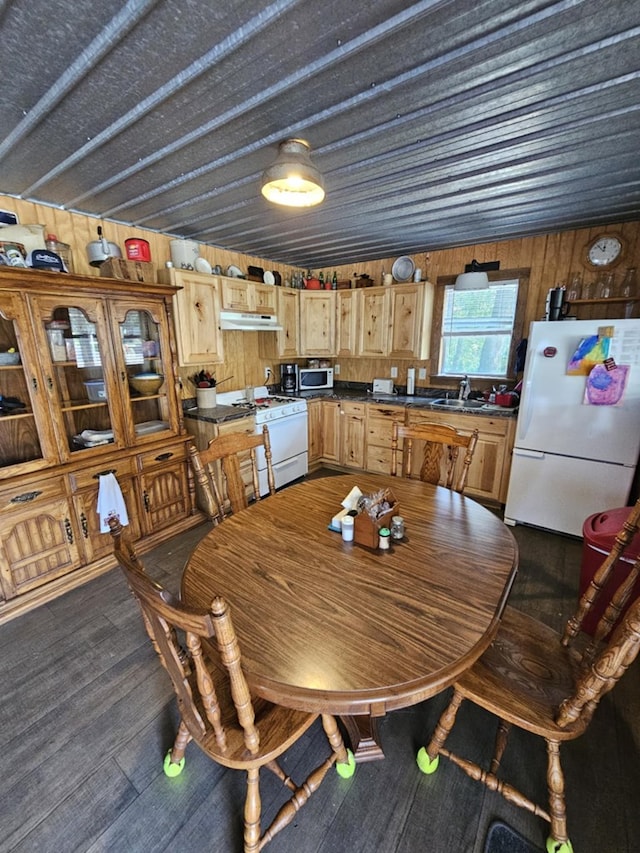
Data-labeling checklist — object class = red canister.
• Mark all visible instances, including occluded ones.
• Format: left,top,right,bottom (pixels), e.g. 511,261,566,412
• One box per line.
124,238,151,262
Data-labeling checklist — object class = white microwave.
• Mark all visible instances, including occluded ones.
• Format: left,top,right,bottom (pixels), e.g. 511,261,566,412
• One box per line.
298,367,334,391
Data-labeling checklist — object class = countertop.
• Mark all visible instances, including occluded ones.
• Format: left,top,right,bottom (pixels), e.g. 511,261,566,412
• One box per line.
183,387,519,425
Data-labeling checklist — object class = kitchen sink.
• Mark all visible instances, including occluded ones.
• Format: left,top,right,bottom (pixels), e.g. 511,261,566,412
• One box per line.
430,398,487,409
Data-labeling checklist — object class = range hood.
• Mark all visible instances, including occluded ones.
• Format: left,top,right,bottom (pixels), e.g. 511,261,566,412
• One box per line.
219,311,282,331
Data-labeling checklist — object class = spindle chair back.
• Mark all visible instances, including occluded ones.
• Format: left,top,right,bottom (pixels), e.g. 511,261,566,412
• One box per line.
391,420,478,493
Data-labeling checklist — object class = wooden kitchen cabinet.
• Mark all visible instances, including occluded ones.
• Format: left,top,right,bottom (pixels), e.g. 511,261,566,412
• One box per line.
0,476,82,600
336,289,359,356
259,287,299,360
137,440,192,535
388,282,433,359
335,282,433,358
307,399,323,469
313,399,364,468
359,288,391,357
71,475,141,564
365,403,406,474
0,290,60,476
158,267,224,366
299,291,336,356
405,407,515,504
220,277,277,314
320,400,341,463
0,268,200,624
340,401,366,468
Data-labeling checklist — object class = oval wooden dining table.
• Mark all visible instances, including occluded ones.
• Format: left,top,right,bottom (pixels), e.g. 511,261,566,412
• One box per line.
181,472,519,761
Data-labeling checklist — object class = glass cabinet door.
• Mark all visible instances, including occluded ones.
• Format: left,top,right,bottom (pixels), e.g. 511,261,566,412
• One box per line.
110,299,177,442
29,295,122,460
0,292,57,475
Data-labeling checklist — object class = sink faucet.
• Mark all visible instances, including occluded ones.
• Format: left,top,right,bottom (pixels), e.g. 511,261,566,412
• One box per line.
459,375,471,400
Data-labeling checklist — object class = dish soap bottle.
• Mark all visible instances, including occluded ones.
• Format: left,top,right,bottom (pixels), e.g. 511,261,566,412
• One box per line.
45,233,74,272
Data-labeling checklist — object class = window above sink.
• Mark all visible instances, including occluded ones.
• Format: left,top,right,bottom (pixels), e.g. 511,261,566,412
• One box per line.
430,269,529,382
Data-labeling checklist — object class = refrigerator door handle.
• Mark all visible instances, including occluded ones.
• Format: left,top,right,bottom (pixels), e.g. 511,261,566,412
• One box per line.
517,348,537,442
513,448,545,459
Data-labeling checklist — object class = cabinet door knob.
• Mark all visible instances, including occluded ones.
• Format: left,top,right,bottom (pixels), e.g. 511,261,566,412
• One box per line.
64,518,74,544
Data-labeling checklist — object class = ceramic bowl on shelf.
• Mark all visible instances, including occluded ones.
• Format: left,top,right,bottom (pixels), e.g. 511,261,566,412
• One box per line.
129,372,164,395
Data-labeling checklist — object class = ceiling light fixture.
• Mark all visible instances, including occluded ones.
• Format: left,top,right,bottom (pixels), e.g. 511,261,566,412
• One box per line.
454,259,500,291
261,139,325,208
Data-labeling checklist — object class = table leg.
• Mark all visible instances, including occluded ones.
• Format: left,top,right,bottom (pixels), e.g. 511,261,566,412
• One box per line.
340,714,385,762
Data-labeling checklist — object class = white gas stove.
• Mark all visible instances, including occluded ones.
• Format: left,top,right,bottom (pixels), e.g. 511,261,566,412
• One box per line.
215,386,308,493
216,385,307,424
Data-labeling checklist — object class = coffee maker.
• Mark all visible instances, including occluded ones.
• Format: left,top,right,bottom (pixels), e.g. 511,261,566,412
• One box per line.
281,363,298,395
545,286,570,321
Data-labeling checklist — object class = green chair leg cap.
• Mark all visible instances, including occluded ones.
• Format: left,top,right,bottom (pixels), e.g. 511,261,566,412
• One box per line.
546,837,574,853
163,751,185,777
416,746,439,775
336,749,356,779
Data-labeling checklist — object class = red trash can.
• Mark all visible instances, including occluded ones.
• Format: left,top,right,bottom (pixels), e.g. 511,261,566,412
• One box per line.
579,507,640,635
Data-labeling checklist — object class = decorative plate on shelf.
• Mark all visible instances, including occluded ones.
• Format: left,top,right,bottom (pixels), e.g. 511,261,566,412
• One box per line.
391,255,415,282
263,270,275,285
194,257,212,274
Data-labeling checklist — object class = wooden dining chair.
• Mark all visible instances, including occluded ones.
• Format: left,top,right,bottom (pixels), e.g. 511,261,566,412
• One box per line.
390,420,479,493
109,517,355,853
416,498,640,853
188,424,276,523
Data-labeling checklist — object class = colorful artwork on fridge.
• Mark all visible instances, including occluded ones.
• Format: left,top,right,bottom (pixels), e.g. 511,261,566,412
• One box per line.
584,363,630,406
567,334,611,375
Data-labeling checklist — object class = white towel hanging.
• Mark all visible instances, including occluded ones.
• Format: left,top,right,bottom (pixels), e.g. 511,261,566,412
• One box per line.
97,472,129,533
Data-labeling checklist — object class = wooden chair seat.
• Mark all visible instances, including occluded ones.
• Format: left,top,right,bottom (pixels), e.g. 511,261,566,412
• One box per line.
391,420,479,493
109,518,355,852
418,498,640,853
455,605,587,740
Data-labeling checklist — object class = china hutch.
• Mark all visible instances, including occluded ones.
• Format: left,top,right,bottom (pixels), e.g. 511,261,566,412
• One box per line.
0,268,201,623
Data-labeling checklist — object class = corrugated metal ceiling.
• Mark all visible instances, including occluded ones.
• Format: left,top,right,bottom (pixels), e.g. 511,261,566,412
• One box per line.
2,0,639,268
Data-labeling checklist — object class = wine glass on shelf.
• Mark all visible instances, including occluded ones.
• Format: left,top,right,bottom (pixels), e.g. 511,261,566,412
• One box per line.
580,276,594,300
619,268,637,318
596,272,614,299
566,272,582,302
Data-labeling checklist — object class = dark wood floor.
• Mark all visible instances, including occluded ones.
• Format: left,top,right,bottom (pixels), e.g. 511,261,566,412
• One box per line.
2,481,639,853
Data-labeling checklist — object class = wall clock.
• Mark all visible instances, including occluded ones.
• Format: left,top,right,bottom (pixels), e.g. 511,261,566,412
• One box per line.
584,234,624,269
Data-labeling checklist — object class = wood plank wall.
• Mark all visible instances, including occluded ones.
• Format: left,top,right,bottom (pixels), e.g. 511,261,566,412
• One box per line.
2,194,639,395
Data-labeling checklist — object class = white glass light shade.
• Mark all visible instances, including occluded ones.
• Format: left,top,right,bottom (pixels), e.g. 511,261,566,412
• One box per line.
261,139,325,208
454,271,489,291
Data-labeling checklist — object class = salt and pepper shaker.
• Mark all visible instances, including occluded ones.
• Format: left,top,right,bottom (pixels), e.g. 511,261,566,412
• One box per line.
390,516,404,540
378,527,391,550
341,516,354,542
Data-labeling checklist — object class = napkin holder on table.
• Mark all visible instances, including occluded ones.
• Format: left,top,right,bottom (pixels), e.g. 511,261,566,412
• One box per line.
353,491,399,549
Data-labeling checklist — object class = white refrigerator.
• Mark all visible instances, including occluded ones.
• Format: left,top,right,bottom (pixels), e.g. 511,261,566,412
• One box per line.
504,318,640,537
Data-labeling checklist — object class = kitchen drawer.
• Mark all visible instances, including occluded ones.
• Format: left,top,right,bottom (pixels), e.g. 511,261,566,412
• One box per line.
0,475,67,515
340,401,366,417
137,441,188,472
366,446,401,475
217,416,256,437
68,457,137,491
407,408,511,436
